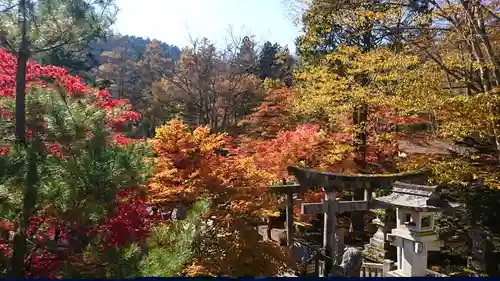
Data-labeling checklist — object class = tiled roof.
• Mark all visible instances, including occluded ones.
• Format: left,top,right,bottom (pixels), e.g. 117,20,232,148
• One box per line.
397,139,477,155
374,182,460,211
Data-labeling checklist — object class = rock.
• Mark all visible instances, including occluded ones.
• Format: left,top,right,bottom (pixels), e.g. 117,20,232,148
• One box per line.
328,247,363,277
171,204,187,220
341,247,363,277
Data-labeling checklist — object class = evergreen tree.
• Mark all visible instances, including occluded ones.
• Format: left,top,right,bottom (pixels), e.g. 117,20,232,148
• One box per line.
0,1,118,277
233,36,258,74
257,41,279,80
139,200,210,276
0,48,153,278
38,46,99,81
257,41,295,86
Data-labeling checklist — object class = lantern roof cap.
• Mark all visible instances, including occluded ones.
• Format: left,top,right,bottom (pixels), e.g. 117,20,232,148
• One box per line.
375,182,460,211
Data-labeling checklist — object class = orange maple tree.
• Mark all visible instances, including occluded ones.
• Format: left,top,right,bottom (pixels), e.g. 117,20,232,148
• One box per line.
238,86,297,140
148,120,293,276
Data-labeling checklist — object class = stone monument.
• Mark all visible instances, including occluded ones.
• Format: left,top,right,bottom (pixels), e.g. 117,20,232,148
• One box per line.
363,209,396,263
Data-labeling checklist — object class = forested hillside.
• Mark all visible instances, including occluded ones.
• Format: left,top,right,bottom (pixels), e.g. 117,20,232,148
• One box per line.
0,0,499,278
30,35,182,83
91,35,182,64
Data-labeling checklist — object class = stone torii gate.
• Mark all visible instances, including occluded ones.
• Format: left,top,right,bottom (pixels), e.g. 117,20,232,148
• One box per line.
270,166,431,277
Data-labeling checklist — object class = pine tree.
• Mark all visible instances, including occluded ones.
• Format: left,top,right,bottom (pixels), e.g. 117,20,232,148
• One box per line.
257,42,294,86
234,36,258,74
0,48,153,278
139,200,210,276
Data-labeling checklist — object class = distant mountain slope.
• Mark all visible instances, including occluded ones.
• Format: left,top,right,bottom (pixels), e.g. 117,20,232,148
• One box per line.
91,35,182,64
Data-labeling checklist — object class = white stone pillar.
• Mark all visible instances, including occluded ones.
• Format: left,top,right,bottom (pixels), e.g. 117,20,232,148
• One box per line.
397,245,402,270
401,239,428,276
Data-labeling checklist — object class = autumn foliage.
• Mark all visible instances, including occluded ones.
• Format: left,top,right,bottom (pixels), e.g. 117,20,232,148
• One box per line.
148,120,292,276
0,48,153,278
149,120,273,214
239,86,297,139
2,0,500,277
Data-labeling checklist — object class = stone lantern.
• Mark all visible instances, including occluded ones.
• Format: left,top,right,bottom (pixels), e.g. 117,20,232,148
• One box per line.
374,182,459,277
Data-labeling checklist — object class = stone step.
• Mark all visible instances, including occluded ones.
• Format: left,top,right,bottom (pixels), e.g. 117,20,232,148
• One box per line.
258,225,287,244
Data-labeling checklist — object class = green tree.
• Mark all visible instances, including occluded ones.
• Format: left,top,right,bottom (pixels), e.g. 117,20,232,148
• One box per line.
0,1,117,278
38,46,99,81
257,41,295,86
139,200,210,276
0,0,117,141
297,0,432,63
0,49,152,278
233,36,258,74
257,42,279,79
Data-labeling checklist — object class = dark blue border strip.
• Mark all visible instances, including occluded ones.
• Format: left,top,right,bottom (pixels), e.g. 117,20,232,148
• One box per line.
8,277,498,281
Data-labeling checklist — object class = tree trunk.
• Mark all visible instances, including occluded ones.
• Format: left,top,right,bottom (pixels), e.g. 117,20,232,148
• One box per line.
14,0,29,143
351,104,368,233
9,1,38,278
9,137,39,278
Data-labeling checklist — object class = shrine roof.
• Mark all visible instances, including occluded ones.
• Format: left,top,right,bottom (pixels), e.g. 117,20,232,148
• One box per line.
374,181,460,211
287,166,430,192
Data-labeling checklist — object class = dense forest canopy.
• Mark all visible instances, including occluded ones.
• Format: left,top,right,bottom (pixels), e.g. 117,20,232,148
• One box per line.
0,0,499,278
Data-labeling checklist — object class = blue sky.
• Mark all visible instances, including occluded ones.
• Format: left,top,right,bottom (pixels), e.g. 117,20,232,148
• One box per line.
113,0,302,52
